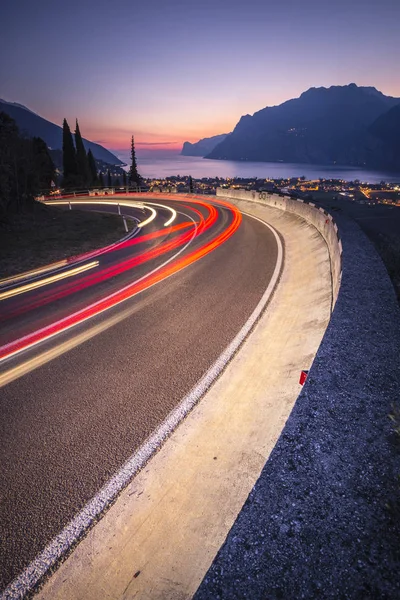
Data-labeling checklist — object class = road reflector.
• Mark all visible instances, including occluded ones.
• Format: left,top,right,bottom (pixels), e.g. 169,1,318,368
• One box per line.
299,370,309,385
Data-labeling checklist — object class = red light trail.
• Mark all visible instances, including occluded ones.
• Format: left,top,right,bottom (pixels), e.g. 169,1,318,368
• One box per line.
0,196,242,362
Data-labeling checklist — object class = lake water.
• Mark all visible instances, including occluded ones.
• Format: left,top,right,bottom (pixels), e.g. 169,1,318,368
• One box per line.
116,151,400,184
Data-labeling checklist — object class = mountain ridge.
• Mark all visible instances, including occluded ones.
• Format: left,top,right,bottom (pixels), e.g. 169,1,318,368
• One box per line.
181,133,228,157
206,84,400,171
0,100,123,166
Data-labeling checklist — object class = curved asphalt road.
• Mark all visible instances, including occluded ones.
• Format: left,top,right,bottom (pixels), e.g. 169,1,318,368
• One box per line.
0,195,279,594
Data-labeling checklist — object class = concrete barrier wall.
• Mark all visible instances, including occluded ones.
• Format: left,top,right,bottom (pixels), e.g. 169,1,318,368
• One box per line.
216,188,342,308
197,192,400,600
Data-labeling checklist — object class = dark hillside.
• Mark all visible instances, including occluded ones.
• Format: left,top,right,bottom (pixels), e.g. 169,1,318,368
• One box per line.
0,100,123,165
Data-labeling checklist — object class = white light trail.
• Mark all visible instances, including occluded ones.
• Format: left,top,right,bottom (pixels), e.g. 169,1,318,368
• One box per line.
0,259,68,287
0,210,197,372
143,202,177,227
136,206,157,228
0,261,99,301
45,199,157,228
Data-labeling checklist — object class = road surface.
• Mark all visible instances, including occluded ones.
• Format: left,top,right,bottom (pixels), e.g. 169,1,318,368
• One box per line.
0,195,279,594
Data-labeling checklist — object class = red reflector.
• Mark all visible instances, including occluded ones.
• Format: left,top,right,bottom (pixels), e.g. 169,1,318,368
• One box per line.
299,370,309,385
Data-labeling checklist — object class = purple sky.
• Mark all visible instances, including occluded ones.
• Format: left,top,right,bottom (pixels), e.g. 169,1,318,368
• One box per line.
1,0,399,154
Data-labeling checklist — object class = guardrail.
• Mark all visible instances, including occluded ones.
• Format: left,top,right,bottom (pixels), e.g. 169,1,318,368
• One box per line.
216,187,342,309
36,186,150,201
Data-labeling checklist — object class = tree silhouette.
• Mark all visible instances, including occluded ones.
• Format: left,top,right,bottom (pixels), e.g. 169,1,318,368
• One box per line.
99,171,104,187
75,119,89,187
0,112,55,215
31,137,55,191
87,149,98,186
62,118,78,188
129,135,141,187
188,175,194,193
0,112,20,214
107,169,112,187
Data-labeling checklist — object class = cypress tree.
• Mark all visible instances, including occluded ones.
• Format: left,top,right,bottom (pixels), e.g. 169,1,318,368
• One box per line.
75,119,89,187
62,118,78,188
129,135,141,187
99,171,104,187
107,169,112,187
188,175,194,193
115,177,121,187
122,170,127,187
87,149,98,186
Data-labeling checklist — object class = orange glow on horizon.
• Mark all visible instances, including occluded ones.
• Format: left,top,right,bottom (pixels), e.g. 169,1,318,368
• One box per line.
135,141,183,152
103,138,221,154
81,126,231,154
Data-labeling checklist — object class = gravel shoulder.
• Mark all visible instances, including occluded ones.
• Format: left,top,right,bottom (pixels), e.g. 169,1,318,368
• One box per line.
195,211,400,600
314,197,400,304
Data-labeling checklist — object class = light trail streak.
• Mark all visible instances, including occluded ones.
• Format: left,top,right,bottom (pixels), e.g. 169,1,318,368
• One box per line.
46,198,177,228
0,261,99,301
0,209,199,376
64,226,139,265
164,209,177,226
19,202,218,311
0,224,199,386
137,205,157,228
0,198,241,365
0,260,68,287
118,221,192,248
45,199,157,228
143,202,177,227
0,222,196,321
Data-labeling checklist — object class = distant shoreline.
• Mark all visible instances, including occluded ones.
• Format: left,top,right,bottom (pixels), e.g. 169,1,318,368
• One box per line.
115,152,400,183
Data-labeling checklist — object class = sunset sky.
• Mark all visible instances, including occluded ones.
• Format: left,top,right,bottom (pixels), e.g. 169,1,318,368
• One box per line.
1,0,399,155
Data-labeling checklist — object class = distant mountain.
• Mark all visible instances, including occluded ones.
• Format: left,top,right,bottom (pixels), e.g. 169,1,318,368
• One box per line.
364,104,400,171
181,133,228,157
206,84,400,171
369,104,400,152
0,99,123,166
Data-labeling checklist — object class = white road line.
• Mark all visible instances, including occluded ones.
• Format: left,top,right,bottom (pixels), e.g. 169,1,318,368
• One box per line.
0,261,99,301
136,205,157,228
0,210,283,600
45,197,175,229
142,202,177,227
45,199,157,228
0,207,138,291
0,261,69,287
0,210,197,379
